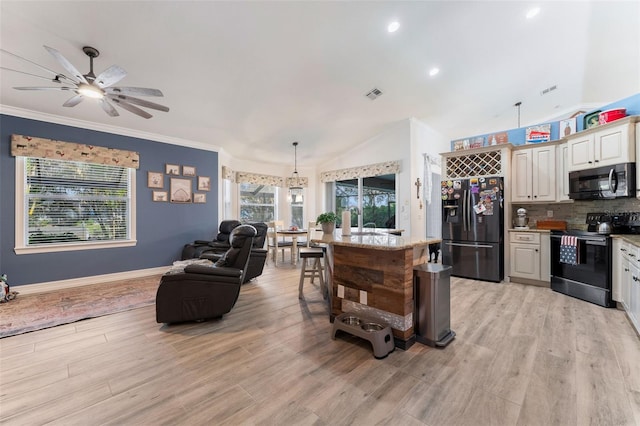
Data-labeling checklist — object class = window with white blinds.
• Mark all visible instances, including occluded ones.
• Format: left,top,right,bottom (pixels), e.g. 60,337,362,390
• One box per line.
15,157,136,253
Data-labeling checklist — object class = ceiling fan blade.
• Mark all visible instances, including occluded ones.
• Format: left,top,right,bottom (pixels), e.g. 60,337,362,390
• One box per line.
95,65,127,88
105,86,163,97
1,66,65,83
99,98,119,117
107,94,169,112
63,94,84,107
43,45,88,84
110,98,152,119
1,48,74,83
14,86,75,91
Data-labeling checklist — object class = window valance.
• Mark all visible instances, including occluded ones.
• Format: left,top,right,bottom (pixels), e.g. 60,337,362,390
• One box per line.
11,134,140,169
221,165,235,181
320,160,401,183
236,171,284,187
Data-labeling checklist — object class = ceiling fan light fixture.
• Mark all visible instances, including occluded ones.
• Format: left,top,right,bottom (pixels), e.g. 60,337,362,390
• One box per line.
77,83,104,99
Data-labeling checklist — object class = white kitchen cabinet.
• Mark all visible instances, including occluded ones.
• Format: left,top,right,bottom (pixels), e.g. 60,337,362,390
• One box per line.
509,231,549,283
567,121,635,172
556,142,571,202
511,145,556,203
613,238,640,335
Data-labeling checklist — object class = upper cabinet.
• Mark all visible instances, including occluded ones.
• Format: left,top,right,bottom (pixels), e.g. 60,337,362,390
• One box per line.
556,142,571,201
567,120,636,172
512,144,557,203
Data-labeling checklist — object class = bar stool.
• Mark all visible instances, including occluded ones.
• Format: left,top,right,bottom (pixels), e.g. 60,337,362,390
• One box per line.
298,247,325,299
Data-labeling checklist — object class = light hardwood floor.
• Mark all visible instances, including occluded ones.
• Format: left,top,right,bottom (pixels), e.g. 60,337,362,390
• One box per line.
1,263,639,425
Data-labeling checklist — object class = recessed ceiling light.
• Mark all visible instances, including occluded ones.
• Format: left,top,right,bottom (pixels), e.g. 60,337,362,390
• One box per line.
429,67,440,77
526,7,540,19
387,21,400,33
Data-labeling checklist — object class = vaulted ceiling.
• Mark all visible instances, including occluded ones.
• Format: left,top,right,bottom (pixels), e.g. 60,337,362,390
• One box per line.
1,1,638,167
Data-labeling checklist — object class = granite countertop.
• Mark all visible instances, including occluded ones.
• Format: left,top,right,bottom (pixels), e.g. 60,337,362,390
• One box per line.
611,234,640,246
312,228,441,250
508,228,551,233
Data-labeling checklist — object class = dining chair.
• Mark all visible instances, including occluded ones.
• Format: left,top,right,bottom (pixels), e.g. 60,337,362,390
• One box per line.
267,220,293,266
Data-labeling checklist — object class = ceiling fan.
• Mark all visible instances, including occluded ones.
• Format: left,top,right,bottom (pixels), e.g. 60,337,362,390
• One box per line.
0,45,169,119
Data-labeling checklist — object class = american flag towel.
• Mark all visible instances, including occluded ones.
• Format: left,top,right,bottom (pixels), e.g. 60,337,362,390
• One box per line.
559,235,579,265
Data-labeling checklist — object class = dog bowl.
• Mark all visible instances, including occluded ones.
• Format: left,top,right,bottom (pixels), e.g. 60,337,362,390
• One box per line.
361,323,385,332
341,316,361,326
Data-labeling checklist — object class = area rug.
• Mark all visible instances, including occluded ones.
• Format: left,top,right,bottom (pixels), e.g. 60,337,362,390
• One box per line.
0,275,162,338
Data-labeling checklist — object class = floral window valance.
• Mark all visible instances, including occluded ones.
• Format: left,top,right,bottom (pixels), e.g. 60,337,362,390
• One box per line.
320,160,401,183
221,165,235,181
236,171,285,187
11,134,140,169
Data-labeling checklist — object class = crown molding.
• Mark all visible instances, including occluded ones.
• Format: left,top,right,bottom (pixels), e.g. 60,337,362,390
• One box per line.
0,104,222,153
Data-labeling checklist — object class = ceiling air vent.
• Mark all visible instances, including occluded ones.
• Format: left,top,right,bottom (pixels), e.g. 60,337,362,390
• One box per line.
540,85,558,96
365,87,383,100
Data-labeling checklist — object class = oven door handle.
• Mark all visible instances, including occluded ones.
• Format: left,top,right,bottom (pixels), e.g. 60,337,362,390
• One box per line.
585,240,607,246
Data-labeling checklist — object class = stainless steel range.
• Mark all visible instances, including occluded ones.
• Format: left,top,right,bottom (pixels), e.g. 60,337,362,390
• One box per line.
550,212,639,307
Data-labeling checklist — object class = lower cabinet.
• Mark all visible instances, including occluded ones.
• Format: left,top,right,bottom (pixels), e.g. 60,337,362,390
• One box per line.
509,231,550,284
613,238,640,334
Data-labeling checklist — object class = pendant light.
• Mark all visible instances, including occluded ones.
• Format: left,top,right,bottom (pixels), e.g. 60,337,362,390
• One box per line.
288,142,304,204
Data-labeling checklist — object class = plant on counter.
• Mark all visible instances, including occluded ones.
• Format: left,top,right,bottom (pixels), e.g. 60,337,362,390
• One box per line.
316,211,338,233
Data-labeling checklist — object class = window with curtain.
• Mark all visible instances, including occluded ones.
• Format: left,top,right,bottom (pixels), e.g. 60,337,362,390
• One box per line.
17,157,134,251
239,183,277,223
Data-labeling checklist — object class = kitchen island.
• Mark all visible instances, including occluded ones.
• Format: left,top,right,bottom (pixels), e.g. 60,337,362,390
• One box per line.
313,229,441,349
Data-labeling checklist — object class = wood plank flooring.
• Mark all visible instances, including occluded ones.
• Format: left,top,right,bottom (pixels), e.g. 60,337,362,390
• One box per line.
1,262,639,425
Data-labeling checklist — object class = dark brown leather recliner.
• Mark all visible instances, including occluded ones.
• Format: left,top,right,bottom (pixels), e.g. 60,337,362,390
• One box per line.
156,224,257,324
180,220,241,260
200,221,268,283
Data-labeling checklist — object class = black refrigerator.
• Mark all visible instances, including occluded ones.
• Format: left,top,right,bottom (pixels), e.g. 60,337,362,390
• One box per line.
441,176,504,282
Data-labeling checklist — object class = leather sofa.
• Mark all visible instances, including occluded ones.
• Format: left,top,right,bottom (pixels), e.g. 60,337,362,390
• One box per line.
156,224,257,324
200,221,268,283
180,219,241,260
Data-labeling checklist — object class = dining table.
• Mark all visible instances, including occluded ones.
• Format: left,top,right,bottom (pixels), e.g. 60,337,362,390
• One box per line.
276,229,308,265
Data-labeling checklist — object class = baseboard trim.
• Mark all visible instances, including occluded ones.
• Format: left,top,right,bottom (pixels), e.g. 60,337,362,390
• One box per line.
14,266,170,295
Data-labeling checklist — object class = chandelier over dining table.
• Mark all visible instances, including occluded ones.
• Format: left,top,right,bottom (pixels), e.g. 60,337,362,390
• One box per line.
288,141,304,203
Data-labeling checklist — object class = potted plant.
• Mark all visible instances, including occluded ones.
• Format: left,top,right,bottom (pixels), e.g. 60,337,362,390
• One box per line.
316,212,338,234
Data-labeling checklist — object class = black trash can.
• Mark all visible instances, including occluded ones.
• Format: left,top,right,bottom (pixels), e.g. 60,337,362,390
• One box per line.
413,263,456,348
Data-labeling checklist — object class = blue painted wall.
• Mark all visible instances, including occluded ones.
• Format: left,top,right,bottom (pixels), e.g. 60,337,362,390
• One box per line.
451,92,640,150
0,114,219,286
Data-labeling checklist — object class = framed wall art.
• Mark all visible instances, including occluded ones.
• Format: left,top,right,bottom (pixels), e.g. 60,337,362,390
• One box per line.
165,164,180,175
182,165,196,177
152,191,168,202
583,110,601,130
170,178,192,203
193,193,206,203
147,171,164,188
198,176,211,191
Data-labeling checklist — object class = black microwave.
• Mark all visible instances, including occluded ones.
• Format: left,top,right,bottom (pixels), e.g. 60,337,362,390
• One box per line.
569,163,636,200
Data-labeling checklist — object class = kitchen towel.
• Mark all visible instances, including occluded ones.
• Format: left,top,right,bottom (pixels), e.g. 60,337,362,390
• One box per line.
559,235,579,265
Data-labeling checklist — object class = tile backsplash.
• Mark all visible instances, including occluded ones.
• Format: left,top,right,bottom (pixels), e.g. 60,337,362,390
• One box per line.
513,199,640,230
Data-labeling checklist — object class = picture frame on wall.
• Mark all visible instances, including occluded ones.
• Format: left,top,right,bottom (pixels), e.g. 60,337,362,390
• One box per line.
147,171,164,188
193,193,206,203
560,117,577,137
182,165,196,177
152,191,168,202
198,176,211,191
165,164,180,175
170,178,192,203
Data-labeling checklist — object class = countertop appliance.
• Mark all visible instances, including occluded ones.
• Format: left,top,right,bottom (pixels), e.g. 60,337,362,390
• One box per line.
550,211,639,307
514,208,529,229
441,176,504,282
569,162,635,200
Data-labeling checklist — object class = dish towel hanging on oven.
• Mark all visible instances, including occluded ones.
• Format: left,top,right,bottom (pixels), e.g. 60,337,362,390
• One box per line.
559,235,579,265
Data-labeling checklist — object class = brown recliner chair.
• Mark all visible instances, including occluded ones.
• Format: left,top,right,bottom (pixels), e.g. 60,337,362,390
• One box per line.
200,221,268,283
180,219,241,260
156,224,257,324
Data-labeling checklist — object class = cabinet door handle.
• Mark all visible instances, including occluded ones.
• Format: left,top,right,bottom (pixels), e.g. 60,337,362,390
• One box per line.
535,249,539,252
588,161,593,164
595,159,599,162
